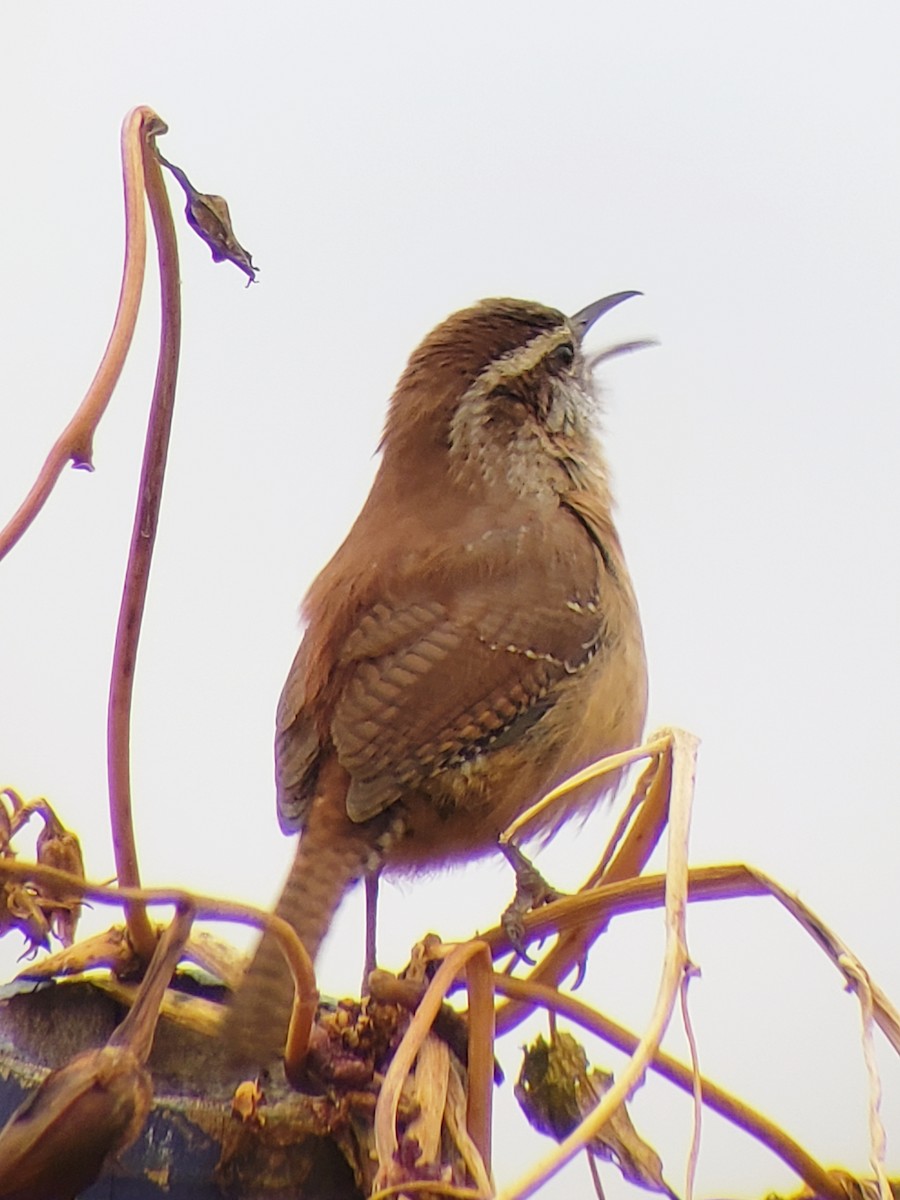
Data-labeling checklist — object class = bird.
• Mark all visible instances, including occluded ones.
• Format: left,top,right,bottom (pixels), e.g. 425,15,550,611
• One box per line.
224,292,648,1069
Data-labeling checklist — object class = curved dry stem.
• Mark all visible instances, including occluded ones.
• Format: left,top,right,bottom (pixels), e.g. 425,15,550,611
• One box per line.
283,961,320,1079
492,974,846,1200
498,764,900,1052
480,865,758,957
446,1060,495,1196
0,107,152,562
496,728,698,1200
499,734,670,846
485,851,900,1200
464,941,496,1179
679,966,703,1200
0,857,317,1051
840,957,891,1200
374,940,494,1197
109,904,196,1060
748,867,900,1056
464,856,900,1070
106,110,181,963
495,738,674,1036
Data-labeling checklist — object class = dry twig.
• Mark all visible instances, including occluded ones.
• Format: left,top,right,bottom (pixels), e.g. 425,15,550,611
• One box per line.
494,728,699,1200
0,109,152,562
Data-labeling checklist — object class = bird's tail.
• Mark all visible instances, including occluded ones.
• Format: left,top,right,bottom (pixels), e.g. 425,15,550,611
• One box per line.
222,760,371,1068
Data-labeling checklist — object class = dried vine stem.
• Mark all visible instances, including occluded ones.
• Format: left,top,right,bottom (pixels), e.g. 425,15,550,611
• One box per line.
841,958,891,1200
0,856,318,1061
749,868,900,1055
482,859,900,1198
109,904,196,1059
679,966,703,1200
500,734,672,845
496,727,698,1200
481,867,746,955
491,974,846,1200
0,108,151,561
464,942,497,1178
0,106,182,963
106,107,181,962
474,852,898,1198
373,940,495,1197
495,735,674,1036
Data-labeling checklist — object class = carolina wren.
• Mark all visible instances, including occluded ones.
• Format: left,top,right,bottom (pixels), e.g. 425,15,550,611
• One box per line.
226,293,648,1066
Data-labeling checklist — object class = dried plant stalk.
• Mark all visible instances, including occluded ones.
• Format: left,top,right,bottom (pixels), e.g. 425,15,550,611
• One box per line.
374,940,495,1196
106,108,181,962
0,109,152,562
0,856,317,1059
494,735,674,1036
494,729,698,1200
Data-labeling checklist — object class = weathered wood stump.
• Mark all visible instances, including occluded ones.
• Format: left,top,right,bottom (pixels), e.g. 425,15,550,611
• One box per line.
0,980,369,1199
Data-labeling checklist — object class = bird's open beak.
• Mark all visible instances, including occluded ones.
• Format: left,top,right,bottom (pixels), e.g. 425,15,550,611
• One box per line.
569,291,642,340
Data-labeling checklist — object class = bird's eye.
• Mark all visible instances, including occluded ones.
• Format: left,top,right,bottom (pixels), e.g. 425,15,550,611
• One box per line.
552,342,575,368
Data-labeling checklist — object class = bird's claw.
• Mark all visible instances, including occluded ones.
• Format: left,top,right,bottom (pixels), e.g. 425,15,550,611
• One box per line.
500,842,565,963
500,904,536,964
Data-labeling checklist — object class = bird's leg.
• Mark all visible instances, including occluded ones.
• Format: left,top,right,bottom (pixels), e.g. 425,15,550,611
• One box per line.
500,841,566,963
362,870,381,993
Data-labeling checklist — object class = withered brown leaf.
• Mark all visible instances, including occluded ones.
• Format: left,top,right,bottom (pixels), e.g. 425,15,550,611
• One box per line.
35,819,85,947
516,1031,677,1198
156,151,257,283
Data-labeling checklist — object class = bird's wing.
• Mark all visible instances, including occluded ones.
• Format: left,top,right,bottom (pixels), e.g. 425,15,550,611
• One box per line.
330,536,607,823
275,637,322,832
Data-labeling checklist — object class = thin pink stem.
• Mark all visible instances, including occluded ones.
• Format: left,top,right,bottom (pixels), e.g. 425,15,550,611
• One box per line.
0,107,152,561
107,111,181,962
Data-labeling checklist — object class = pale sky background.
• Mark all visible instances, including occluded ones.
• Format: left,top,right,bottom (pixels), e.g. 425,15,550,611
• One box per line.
1,5,899,1198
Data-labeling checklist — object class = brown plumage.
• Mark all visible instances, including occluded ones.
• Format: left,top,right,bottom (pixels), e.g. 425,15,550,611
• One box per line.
225,294,648,1066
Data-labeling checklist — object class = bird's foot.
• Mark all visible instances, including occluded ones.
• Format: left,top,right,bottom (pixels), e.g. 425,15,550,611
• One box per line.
500,842,566,963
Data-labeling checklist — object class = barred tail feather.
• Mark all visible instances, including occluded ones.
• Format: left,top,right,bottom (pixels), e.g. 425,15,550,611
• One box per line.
223,763,370,1068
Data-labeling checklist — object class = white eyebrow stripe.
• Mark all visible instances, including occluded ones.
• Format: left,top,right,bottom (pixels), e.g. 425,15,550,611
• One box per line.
462,326,569,402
